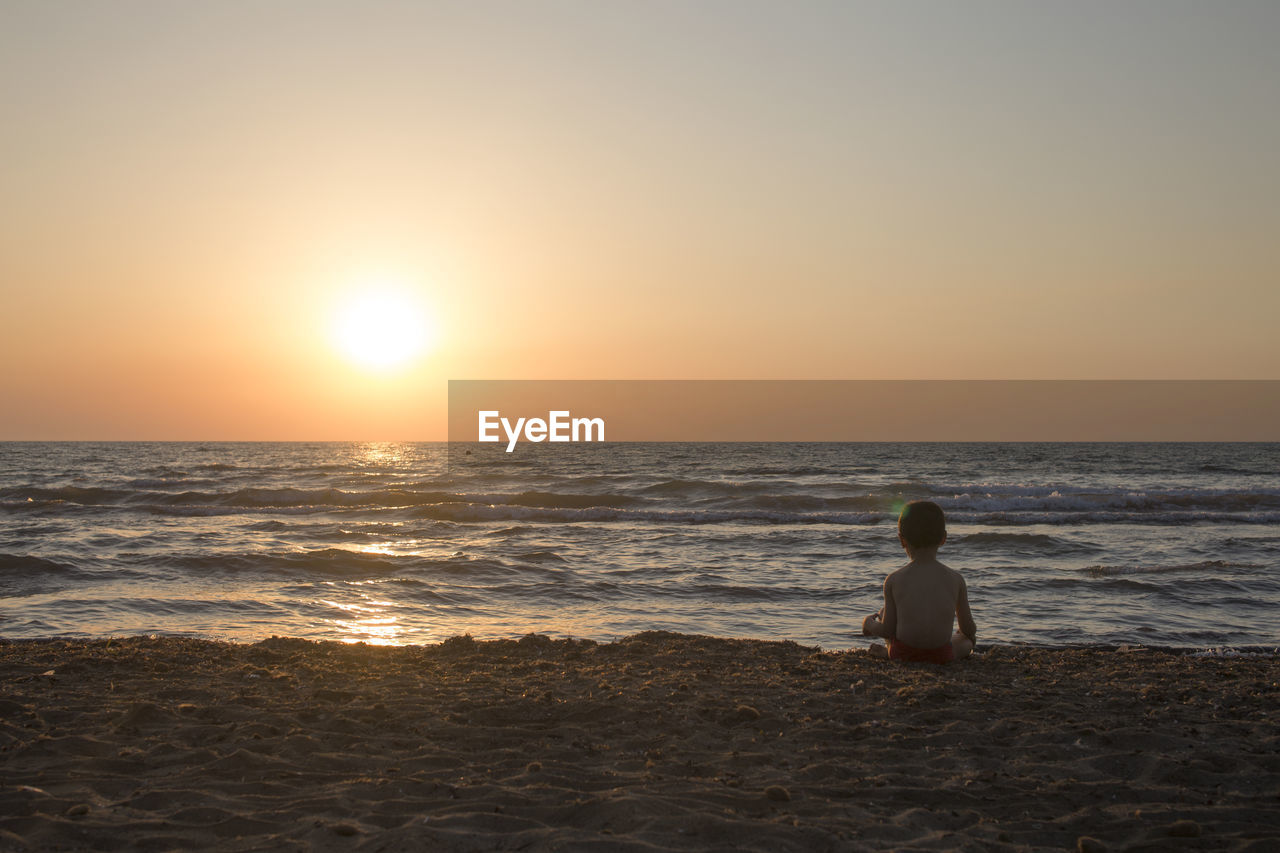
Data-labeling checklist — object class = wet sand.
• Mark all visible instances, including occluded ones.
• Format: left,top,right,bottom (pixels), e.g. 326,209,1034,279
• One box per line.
1,633,1277,852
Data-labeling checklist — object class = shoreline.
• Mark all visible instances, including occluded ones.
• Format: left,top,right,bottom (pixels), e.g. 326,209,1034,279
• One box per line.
6,632,1279,656
3,632,1278,851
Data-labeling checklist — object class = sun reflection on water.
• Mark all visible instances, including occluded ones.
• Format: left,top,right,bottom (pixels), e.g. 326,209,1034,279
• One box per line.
319,593,405,646
352,441,412,468
352,539,459,559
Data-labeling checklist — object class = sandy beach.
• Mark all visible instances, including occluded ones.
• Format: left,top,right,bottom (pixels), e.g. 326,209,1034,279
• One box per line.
1,633,1276,852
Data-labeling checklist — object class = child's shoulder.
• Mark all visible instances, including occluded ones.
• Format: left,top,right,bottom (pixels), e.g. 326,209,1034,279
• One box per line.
939,563,972,600
888,558,965,584
937,558,961,573
884,561,913,582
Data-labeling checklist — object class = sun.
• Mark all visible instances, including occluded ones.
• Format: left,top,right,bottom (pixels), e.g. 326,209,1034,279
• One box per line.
331,284,433,370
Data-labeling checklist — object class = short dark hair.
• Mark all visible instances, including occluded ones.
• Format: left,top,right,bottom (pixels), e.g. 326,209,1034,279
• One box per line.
898,500,946,549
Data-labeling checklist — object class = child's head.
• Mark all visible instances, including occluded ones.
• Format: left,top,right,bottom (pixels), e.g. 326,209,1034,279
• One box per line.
898,500,946,553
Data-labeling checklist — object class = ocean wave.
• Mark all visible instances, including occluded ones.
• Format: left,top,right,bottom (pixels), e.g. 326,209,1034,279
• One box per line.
953,510,1280,526
728,466,843,477
117,548,571,584
712,494,883,512
933,489,1280,514
1198,464,1271,475
0,553,84,597
638,479,764,497
2,486,135,505
1080,559,1262,577
407,503,890,525
139,467,190,478
516,550,567,563
0,486,643,512
0,553,79,577
502,491,641,509
957,532,1064,547
244,520,291,531
6,479,1280,517
489,525,536,537
683,583,848,601
9,490,1280,528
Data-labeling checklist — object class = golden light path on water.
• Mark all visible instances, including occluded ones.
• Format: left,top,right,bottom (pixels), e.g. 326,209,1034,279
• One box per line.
318,444,427,644
332,545,430,645
353,442,415,467
325,440,455,643
320,587,404,646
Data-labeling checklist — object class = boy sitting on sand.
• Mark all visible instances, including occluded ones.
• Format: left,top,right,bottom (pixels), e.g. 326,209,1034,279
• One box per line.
862,500,976,663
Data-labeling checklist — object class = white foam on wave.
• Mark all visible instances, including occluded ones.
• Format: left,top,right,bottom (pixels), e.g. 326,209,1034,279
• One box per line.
1189,647,1278,658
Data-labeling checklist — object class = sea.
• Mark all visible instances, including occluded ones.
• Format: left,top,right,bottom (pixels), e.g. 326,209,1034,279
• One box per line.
1,442,1277,651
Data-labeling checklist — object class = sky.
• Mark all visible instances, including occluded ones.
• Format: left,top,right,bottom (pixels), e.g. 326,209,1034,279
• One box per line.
2,1,1278,439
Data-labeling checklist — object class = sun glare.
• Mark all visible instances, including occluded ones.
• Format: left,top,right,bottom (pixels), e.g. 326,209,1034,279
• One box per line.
331,285,433,371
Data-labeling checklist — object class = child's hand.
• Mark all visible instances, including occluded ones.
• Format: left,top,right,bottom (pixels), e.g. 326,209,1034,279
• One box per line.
862,612,881,637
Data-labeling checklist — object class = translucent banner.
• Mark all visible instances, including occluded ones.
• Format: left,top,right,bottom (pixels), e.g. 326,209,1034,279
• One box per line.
448,380,1280,451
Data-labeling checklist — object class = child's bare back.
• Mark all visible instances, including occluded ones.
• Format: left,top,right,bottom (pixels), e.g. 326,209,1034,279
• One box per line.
862,501,976,663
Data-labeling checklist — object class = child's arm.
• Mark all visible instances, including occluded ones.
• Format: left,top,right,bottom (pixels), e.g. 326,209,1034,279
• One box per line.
881,576,898,641
956,576,976,643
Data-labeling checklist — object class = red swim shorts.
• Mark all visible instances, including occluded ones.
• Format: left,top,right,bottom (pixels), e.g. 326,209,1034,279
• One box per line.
888,640,955,664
